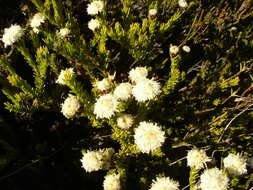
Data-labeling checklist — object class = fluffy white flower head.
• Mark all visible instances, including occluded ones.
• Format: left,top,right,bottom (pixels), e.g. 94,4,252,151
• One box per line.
81,148,114,172
149,9,157,16
132,78,161,102
134,121,165,153
200,168,229,190
114,82,132,100
187,149,210,170
103,173,121,190
56,68,75,85
95,78,111,91
61,94,80,118
58,28,70,38
149,176,179,190
94,94,119,119
30,13,45,29
169,45,179,55
178,0,188,8
182,45,191,53
223,153,247,175
2,24,24,47
117,114,134,130
87,0,104,15
129,66,148,83
88,19,101,31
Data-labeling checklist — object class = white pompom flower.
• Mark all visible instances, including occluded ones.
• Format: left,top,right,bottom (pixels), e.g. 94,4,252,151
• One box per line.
80,148,114,172
132,78,161,102
30,13,45,33
169,45,179,55
58,28,70,38
149,9,157,17
61,94,80,118
129,66,148,83
56,68,75,85
187,149,211,170
223,153,247,176
87,0,104,15
178,0,188,8
88,18,101,31
103,173,121,190
114,83,132,101
117,114,134,130
2,24,24,47
149,176,179,190
200,168,229,190
134,121,165,153
95,78,111,91
94,94,119,119
182,45,191,53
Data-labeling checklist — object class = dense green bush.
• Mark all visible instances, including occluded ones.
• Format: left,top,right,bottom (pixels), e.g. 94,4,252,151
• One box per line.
0,0,252,189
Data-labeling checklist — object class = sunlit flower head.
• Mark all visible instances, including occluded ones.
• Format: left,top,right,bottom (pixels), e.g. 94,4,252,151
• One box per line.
134,121,165,153
94,94,119,119
2,24,24,47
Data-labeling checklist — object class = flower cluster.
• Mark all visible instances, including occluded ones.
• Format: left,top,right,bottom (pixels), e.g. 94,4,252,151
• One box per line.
56,68,75,85
200,168,229,190
58,28,70,38
187,148,210,170
223,153,247,176
114,82,132,101
61,94,80,118
30,13,45,33
103,173,121,190
80,148,114,172
95,77,111,91
117,114,134,130
149,176,179,190
94,94,119,119
129,67,161,102
87,0,104,15
87,1,104,31
2,24,24,47
132,78,161,102
134,121,165,153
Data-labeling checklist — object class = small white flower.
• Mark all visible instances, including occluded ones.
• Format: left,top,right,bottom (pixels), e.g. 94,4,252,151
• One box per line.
56,68,75,85
80,148,114,172
95,78,111,91
33,27,40,33
88,18,101,31
58,28,70,38
61,94,80,118
30,13,45,33
149,9,157,16
223,153,247,175
187,149,210,170
200,168,229,190
178,0,188,8
87,0,104,15
129,66,148,83
2,24,24,47
134,121,165,153
117,114,134,130
94,94,119,119
132,78,161,102
103,173,121,190
114,83,132,101
182,45,191,53
169,45,179,55
149,176,179,190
